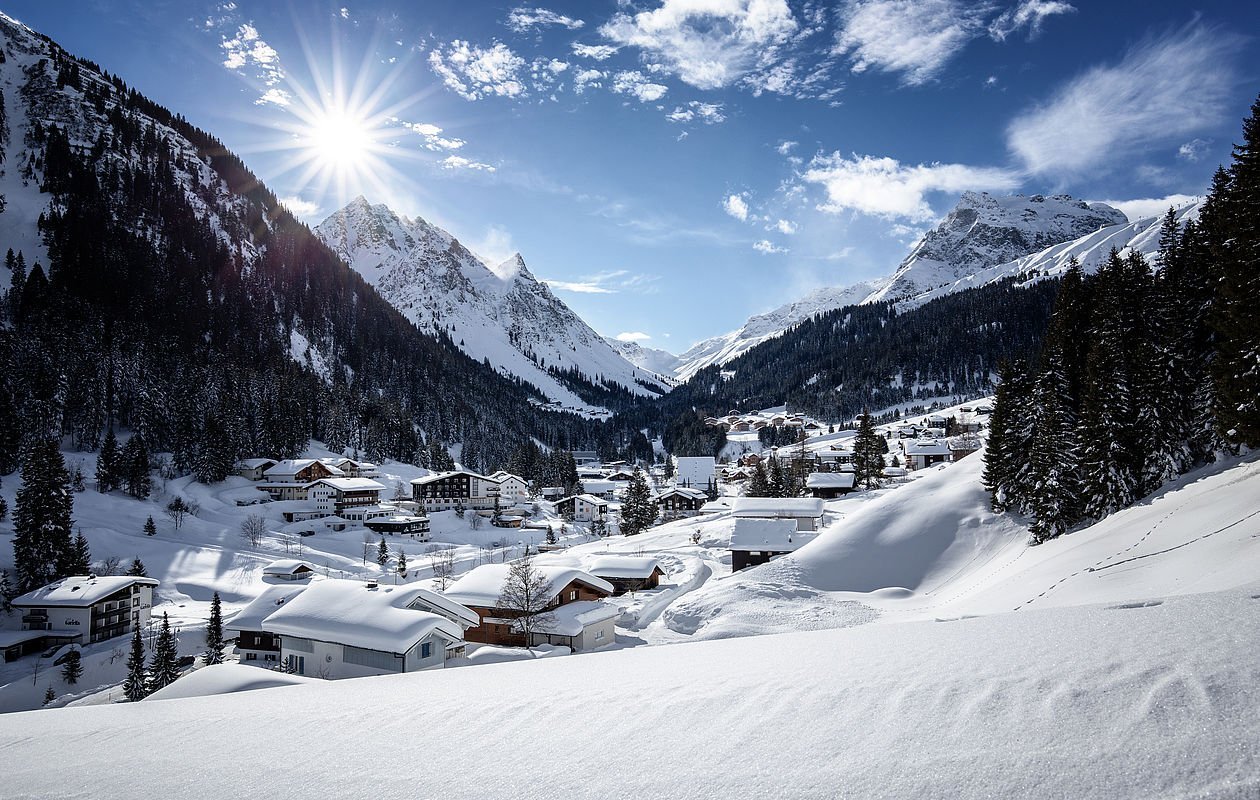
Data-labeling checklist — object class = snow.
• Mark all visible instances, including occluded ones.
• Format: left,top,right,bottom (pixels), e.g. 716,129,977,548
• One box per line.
224,583,311,633
805,472,856,489
3,584,1256,799
728,518,812,551
531,600,620,636
144,663,318,701
12,575,158,607
585,555,661,579
443,563,614,608
731,497,826,518
260,559,317,577
261,580,465,653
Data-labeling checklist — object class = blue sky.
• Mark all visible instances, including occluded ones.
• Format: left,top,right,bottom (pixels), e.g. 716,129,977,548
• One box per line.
5,1,1258,352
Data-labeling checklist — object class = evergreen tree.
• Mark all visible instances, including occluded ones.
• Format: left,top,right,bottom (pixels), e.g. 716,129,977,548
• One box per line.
376,537,389,567
121,434,151,499
746,462,770,497
12,438,75,592
43,686,55,706
1027,343,1082,543
67,529,91,575
147,612,180,693
143,515,156,536
619,467,658,536
123,627,147,702
204,592,224,665
983,361,1034,513
767,456,789,497
852,411,884,490
60,648,82,685
396,549,408,578
126,557,147,577
0,478,6,522
0,569,13,614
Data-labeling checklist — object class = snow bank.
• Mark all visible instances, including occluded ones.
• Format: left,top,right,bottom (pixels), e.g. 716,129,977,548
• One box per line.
145,664,318,701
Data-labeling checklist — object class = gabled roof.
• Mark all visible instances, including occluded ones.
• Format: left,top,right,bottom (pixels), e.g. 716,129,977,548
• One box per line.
264,459,344,478
586,555,662,580
237,458,277,469
527,600,620,636
488,471,526,484
731,497,826,518
443,564,614,608
806,472,856,489
226,583,311,633
308,477,386,492
729,518,815,552
262,559,317,577
556,493,610,507
410,470,495,486
903,440,952,456
13,576,158,608
262,580,465,652
657,486,708,501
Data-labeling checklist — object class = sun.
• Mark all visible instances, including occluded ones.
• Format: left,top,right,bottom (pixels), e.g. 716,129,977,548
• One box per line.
306,109,372,170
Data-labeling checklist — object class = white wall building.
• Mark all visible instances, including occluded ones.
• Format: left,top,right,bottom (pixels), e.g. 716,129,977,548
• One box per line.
12,575,159,645
487,471,530,505
673,456,717,491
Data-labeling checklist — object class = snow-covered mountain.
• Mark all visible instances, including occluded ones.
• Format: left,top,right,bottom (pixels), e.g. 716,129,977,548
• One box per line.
315,197,670,410
603,337,682,382
672,193,1130,381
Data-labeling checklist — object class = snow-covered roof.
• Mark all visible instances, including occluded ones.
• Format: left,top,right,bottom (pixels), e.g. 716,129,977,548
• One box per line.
309,477,386,492
700,499,732,514
674,456,716,468
263,580,465,653
729,518,814,552
557,494,609,507
527,600,620,636
581,479,615,493
585,555,662,580
903,440,952,456
444,564,614,608
265,459,345,478
405,588,481,629
12,575,158,608
262,560,317,577
410,470,494,486
658,487,708,501
731,498,826,518
226,583,311,632
806,473,856,489
488,471,526,483
237,458,277,469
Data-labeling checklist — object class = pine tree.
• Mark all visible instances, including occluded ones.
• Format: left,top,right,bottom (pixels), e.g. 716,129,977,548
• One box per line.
0,569,12,614
983,361,1035,513
123,627,147,701
143,515,157,536
746,461,770,497
851,411,884,490
66,529,91,575
95,427,119,493
121,434,152,499
767,456,789,497
147,612,180,693
376,537,389,567
1027,343,1082,543
12,438,75,592
396,549,408,579
204,592,224,665
126,558,147,577
43,686,55,706
619,467,658,536
60,648,82,685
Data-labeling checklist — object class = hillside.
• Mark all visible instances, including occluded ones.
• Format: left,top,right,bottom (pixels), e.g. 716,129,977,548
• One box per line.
315,197,669,411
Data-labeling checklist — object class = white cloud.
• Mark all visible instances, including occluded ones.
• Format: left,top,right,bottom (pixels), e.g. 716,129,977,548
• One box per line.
988,0,1075,42
428,40,527,101
615,331,652,342
1007,25,1245,176
723,193,750,221
803,152,1020,221
599,0,799,90
573,68,606,93
611,70,668,103
339,7,350,20
665,101,726,124
572,43,619,61
1100,194,1201,223
470,225,517,267
1177,138,1210,162
776,140,798,155
254,87,292,106
984,75,998,87
506,7,585,33
541,270,660,295
396,119,466,151
834,0,987,86
221,22,289,102
442,155,497,172
279,195,320,218
753,239,788,254
543,279,616,294
775,219,797,235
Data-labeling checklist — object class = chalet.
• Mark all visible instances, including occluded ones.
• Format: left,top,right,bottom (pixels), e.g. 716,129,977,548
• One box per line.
308,477,385,516
11,575,158,647
411,470,502,512
228,583,310,666
572,451,600,466
260,460,344,501
262,560,317,581
902,440,952,470
586,556,663,595
235,458,277,481
806,472,857,498
703,416,721,426
732,497,826,531
656,487,708,520
320,457,380,479
486,471,530,504
554,494,609,523
365,515,431,537
581,479,617,500
605,470,637,483
740,453,763,467
729,518,817,571
730,421,751,432
540,486,565,501
673,456,717,492
262,580,479,679
947,435,983,462
444,564,616,651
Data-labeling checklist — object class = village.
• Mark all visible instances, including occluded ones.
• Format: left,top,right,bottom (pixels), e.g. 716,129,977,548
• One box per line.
0,401,990,703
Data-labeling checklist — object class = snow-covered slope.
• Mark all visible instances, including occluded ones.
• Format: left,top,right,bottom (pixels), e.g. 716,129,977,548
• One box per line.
673,281,881,381
315,197,669,409
672,193,1128,381
603,337,681,382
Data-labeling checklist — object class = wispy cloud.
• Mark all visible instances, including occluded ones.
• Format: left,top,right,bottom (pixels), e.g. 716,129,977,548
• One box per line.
834,0,988,86
1007,24,1245,177
573,68,606,93
600,0,799,91
506,7,585,33
803,152,1019,221
987,0,1075,42
1100,194,1202,222
541,269,661,295
571,43,619,61
723,193,750,221
442,155,497,172
428,40,527,101
395,119,466,151
1177,138,1210,162
279,195,320,218
753,239,788,254
776,140,798,155
774,219,797,235
219,22,291,105
611,70,668,102
665,101,726,124
615,331,652,342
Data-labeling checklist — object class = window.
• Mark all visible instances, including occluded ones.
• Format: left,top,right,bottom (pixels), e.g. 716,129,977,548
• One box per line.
568,590,576,601
421,642,432,659
245,652,256,661
595,630,605,641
